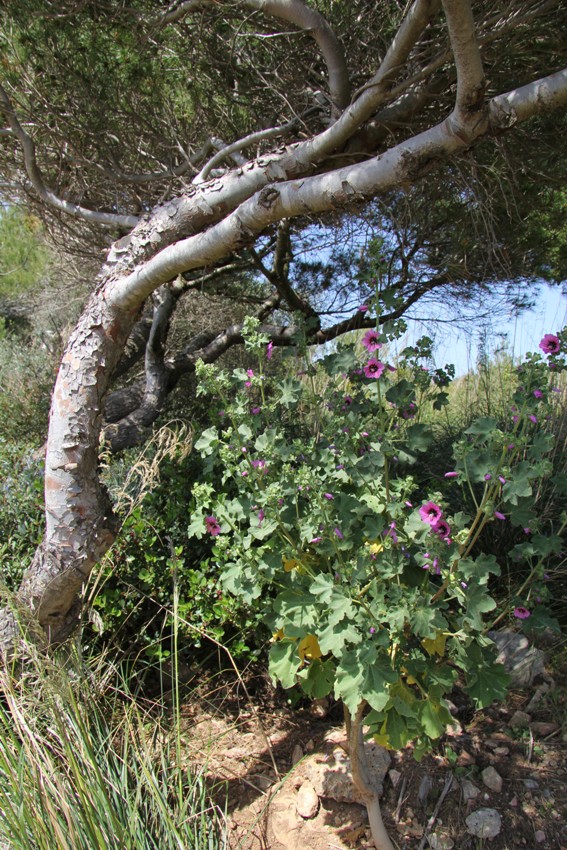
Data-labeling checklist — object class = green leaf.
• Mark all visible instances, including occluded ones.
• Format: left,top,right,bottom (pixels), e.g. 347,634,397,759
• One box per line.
274,590,318,637
462,584,496,630
362,662,398,712
406,424,433,453
465,417,498,438
269,640,301,689
194,426,218,456
277,378,303,407
418,698,453,739
410,605,447,638
297,659,335,698
318,619,362,655
335,646,377,715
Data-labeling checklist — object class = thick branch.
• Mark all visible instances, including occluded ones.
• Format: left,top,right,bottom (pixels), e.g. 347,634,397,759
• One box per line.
0,84,139,230
442,0,486,129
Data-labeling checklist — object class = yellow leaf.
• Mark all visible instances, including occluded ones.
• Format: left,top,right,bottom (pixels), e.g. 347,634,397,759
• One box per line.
373,732,390,748
421,631,447,657
366,541,384,555
298,633,322,661
272,628,285,641
283,557,299,572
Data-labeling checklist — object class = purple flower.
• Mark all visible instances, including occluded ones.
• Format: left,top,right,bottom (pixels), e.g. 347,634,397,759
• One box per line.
539,334,561,355
310,536,323,544
507,443,515,451
257,509,265,526
358,304,369,312
513,606,531,620
419,501,443,525
323,493,334,500
266,341,273,360
498,476,506,485
444,471,458,478
362,329,382,352
528,414,537,424
523,527,532,535
484,473,492,481
343,395,353,407
364,358,385,379
251,406,261,415
251,459,267,471
334,527,344,539
432,518,451,540
369,627,376,634
533,389,543,399
205,516,221,536
494,511,506,521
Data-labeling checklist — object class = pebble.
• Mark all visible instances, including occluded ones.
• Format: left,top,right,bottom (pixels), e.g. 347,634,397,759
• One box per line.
535,831,546,843
457,750,476,766
465,808,502,839
510,795,518,807
418,775,434,805
291,744,303,766
523,778,539,790
482,766,503,793
388,769,402,788
296,780,319,819
493,746,510,756
530,721,559,736
509,710,531,729
461,779,481,802
428,832,455,849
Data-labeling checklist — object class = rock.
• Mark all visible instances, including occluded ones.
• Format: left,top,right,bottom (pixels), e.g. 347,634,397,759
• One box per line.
482,766,503,793
509,795,518,807
461,779,481,802
291,744,304,766
510,710,531,729
526,682,551,712
523,778,539,790
305,742,390,804
535,830,546,843
296,781,319,819
309,697,329,718
529,721,559,736
428,832,455,850
493,746,510,756
305,738,315,752
388,769,402,788
465,808,502,839
418,775,434,805
489,630,546,686
456,750,476,766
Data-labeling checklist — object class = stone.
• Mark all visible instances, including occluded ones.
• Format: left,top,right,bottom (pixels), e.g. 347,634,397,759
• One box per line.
523,778,539,790
465,808,502,839
457,750,476,767
296,781,319,819
493,746,510,756
488,630,546,686
530,721,559,736
482,767,503,793
461,779,481,802
428,832,455,849
388,769,402,788
526,682,551,712
510,710,531,729
291,744,303,766
510,795,518,807
418,775,434,805
535,831,546,843
305,742,390,805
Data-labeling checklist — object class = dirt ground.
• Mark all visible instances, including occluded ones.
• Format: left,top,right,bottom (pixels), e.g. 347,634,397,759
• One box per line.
176,662,567,850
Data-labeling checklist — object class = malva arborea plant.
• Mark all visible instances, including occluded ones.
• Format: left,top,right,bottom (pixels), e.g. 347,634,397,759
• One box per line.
189,316,566,848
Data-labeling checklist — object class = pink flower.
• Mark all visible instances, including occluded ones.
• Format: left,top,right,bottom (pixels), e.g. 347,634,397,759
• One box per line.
323,493,334,500
419,502,443,525
533,389,543,399
205,516,221,536
539,334,561,355
494,511,506,521
364,358,385,379
362,329,382,352
310,536,323,544
358,304,369,312
334,527,344,539
444,471,458,478
513,606,531,619
251,406,261,414
257,509,265,526
528,414,537,424
432,518,451,540
266,341,273,360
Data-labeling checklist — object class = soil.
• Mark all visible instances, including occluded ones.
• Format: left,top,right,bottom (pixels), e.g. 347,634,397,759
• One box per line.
175,663,567,850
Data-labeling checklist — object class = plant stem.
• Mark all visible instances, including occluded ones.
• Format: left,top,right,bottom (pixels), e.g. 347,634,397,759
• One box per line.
347,703,397,850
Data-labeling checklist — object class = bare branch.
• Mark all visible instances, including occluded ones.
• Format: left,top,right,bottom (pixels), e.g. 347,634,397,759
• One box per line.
194,112,318,183
0,84,139,230
161,0,351,113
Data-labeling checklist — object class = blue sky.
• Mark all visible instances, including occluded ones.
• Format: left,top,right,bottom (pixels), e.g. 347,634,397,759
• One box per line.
404,284,566,376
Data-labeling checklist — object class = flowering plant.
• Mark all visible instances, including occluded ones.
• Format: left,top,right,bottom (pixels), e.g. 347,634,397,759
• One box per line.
189,319,565,762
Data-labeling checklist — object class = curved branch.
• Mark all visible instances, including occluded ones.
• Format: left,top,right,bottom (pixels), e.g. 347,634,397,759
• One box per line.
442,0,486,129
0,84,139,230
161,0,351,113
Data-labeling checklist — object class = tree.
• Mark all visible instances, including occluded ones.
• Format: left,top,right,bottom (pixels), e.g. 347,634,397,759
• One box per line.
0,0,566,650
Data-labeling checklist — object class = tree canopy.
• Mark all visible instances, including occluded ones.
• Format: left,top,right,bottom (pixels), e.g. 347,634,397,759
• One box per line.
0,0,566,646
